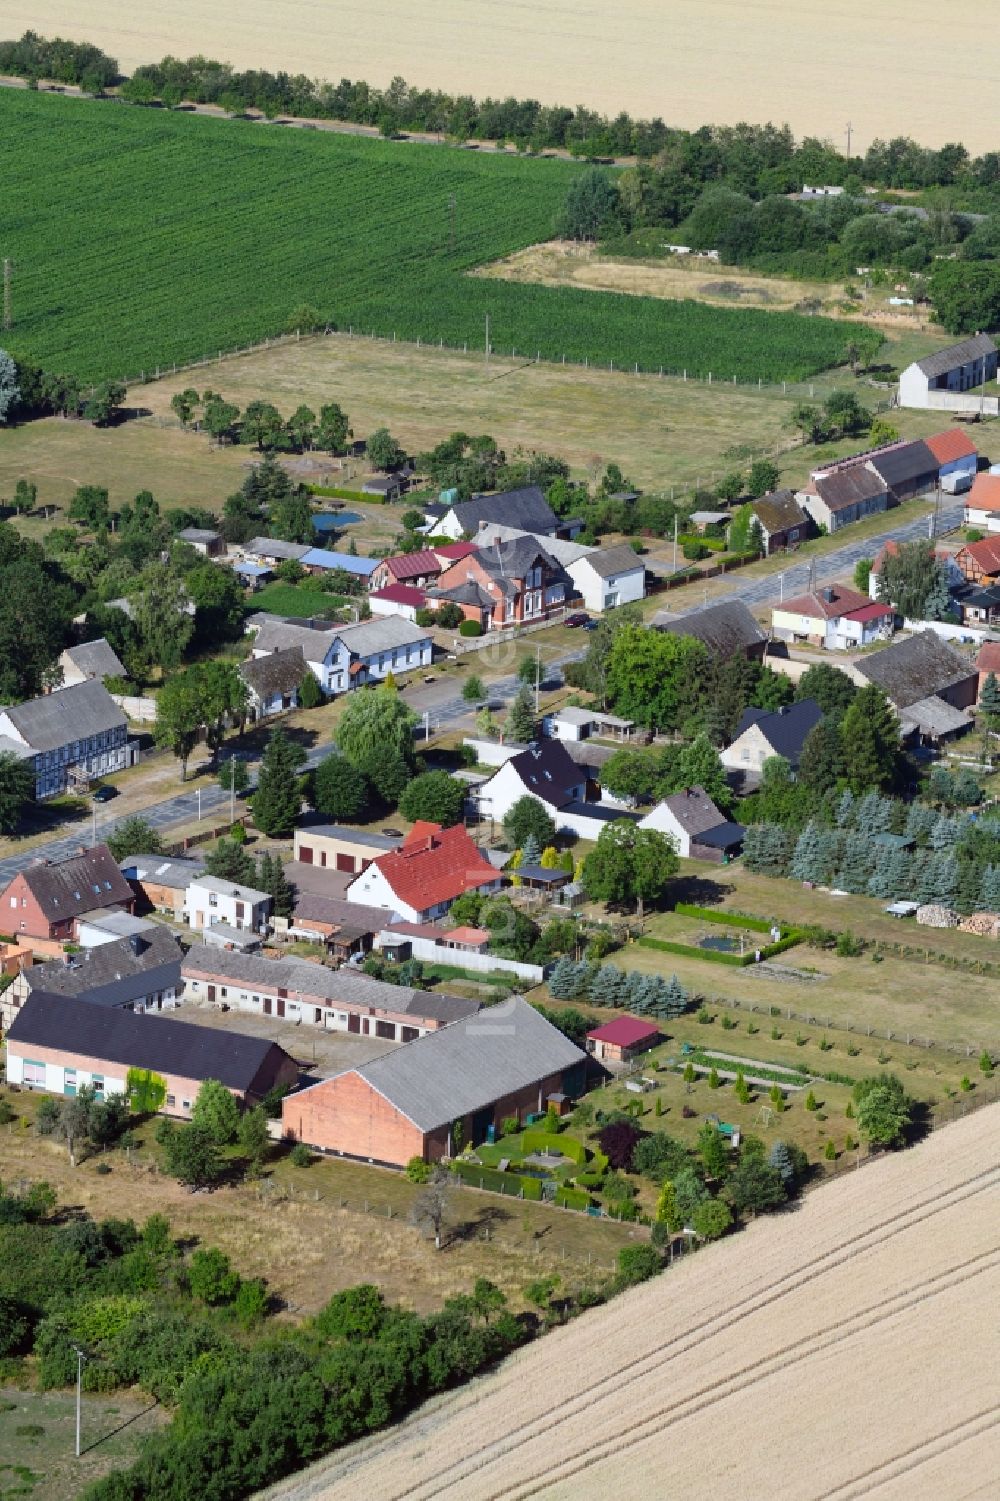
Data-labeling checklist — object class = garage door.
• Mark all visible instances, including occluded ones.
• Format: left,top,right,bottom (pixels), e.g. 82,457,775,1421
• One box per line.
299,845,313,864
336,853,356,873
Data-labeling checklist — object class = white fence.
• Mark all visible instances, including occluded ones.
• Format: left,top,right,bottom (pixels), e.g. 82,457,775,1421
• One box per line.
375,930,544,983
922,391,1000,416
900,618,990,647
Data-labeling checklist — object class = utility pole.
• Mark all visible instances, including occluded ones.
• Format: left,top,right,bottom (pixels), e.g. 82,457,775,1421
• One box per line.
72,1345,87,1457
672,514,678,571
2,258,11,332
846,121,853,159
534,642,541,712
229,755,236,824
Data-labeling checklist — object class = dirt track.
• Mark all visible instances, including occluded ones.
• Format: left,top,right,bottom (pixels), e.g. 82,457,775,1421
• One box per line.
261,1106,1000,1500
6,1,1000,152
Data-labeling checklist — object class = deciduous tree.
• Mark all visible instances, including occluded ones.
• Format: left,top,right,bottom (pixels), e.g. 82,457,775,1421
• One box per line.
582,821,678,919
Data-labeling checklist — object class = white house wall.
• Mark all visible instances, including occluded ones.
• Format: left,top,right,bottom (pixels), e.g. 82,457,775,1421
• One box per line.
567,559,645,613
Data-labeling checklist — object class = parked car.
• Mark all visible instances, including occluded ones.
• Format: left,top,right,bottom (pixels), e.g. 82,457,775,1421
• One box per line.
92,785,118,803
565,612,590,627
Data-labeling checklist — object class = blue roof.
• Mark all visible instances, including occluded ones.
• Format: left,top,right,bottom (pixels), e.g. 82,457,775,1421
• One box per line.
234,562,272,578
300,549,378,575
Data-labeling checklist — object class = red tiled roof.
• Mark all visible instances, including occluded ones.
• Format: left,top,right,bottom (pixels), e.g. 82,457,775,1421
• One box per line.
779,583,870,620
924,428,977,466
976,642,1000,674
432,541,479,561
385,919,489,947
374,823,498,910
587,1016,661,1047
370,584,427,607
872,540,901,573
960,536,1000,571
966,474,1000,512
843,601,894,624
384,550,443,581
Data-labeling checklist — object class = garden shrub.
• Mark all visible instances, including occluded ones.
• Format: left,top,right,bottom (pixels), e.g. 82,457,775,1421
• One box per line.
554,1186,592,1211
458,620,481,638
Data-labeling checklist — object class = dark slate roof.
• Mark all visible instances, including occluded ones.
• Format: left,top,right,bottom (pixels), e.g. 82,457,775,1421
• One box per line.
7,992,293,1093
734,699,823,763
478,535,559,582
653,600,767,656
508,741,585,808
752,491,807,534
449,486,559,537
914,333,997,379
432,581,495,610
2,680,126,753
239,647,306,699
24,926,183,1008
559,799,640,823
660,786,729,838
857,632,977,709
866,440,938,492
814,467,887,512
15,846,134,922
692,821,746,849
516,864,569,884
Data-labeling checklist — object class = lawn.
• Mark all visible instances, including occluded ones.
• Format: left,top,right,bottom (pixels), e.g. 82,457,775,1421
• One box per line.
248,583,349,619
0,1388,167,1501
4,89,859,387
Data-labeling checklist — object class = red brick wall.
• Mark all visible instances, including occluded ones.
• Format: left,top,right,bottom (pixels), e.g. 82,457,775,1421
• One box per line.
0,873,70,941
284,1068,571,1166
9,1040,219,1114
282,1071,424,1166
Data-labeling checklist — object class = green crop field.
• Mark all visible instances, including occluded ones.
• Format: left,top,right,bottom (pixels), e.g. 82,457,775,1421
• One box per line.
3,91,857,386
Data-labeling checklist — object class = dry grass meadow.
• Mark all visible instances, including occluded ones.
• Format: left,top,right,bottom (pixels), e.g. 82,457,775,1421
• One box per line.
261,1103,1000,1501
7,2,999,153
0,327,961,518
480,242,945,331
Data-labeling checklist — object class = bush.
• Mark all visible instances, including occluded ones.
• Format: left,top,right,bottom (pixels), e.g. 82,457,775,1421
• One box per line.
188,1247,240,1305
554,1186,592,1211
290,1142,312,1168
458,620,481,638
597,1120,643,1170
405,1157,431,1183
614,1244,661,1287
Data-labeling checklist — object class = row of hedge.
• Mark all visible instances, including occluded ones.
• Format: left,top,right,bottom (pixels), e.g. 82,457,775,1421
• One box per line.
639,927,804,966
519,1129,588,1167
674,903,775,934
554,1186,593,1212
679,1048,810,1089
306,484,378,502
450,1160,543,1200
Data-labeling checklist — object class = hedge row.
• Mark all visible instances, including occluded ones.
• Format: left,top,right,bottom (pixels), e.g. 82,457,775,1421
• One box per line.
638,931,803,966
450,1160,542,1200
306,484,378,502
674,903,774,934
555,1186,593,1212
519,1129,587,1166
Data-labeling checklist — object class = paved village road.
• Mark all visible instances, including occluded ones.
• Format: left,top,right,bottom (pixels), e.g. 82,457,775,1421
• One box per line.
0,500,963,882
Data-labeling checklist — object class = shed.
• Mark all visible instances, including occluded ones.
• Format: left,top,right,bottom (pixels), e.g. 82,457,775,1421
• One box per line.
586,1015,661,1065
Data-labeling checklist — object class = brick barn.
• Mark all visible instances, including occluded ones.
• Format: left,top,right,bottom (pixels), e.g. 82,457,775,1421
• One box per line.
586,1015,661,1065
282,996,586,1166
0,846,134,941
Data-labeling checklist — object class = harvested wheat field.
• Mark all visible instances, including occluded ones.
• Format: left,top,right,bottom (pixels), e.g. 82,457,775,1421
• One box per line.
7,1,1000,151
261,1106,1000,1501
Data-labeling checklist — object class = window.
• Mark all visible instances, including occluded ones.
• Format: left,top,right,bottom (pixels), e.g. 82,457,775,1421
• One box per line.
23,1060,46,1087
209,893,218,907
91,1074,104,1099
9,897,15,909
181,1099,191,1112
166,1094,175,1107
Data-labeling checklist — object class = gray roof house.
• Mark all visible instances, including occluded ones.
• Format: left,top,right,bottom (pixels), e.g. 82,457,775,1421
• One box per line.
282,995,587,1163
751,491,810,555
182,944,478,1037
638,786,745,862
435,486,562,542
899,334,999,413
652,600,768,661
176,527,223,556
246,537,312,564
3,925,184,1030
799,467,888,534
721,698,823,782
58,638,127,687
854,631,978,741
239,647,307,720
249,615,433,696
0,681,133,800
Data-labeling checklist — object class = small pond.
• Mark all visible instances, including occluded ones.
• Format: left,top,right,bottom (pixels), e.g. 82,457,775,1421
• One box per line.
516,1165,554,1180
698,933,743,953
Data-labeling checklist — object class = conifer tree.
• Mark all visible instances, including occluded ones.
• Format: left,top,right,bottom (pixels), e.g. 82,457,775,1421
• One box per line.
252,728,303,838
589,963,627,1006
257,851,294,919
622,969,645,1010
505,685,536,744
980,863,1000,911
905,801,937,844
834,789,856,828
659,974,689,1018
768,1140,795,1186
790,820,823,882
520,833,542,867
836,834,874,894
930,814,960,851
